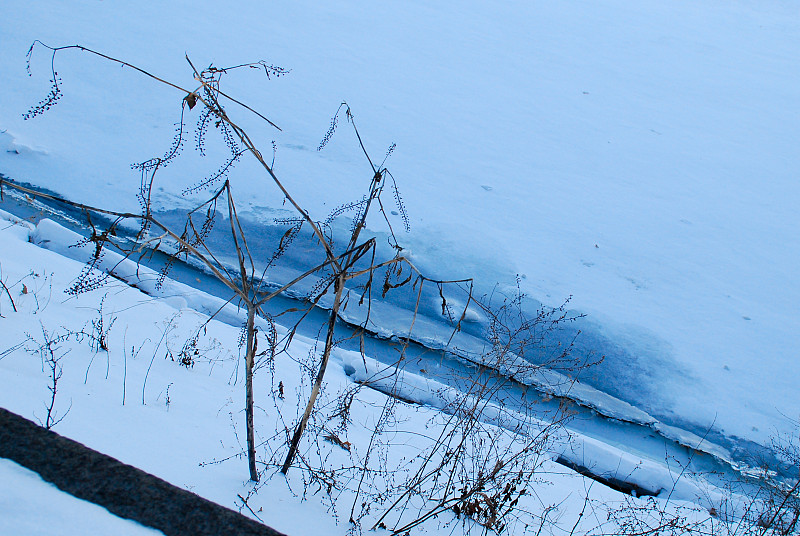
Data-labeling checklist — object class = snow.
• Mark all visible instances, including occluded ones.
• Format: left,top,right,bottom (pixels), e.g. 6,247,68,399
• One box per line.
1,0,799,532
2,0,798,452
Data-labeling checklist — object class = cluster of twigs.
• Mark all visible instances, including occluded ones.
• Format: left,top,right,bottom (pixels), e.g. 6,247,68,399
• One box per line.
23,319,113,429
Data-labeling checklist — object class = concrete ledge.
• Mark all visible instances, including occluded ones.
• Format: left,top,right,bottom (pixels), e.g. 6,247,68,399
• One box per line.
0,407,287,536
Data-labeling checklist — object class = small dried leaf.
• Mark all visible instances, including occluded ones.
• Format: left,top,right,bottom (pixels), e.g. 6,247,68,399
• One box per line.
184,92,198,110
21,284,28,295
323,433,351,452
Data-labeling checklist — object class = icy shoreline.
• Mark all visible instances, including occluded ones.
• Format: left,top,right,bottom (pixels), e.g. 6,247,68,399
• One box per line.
2,183,784,480
0,198,775,509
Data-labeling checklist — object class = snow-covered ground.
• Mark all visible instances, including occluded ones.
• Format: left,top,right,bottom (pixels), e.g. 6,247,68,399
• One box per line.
1,0,799,532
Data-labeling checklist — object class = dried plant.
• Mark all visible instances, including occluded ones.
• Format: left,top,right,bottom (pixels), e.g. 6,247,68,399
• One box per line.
13,41,433,483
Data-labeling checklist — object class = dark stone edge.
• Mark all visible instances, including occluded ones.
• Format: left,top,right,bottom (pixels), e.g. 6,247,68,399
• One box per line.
0,407,287,536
